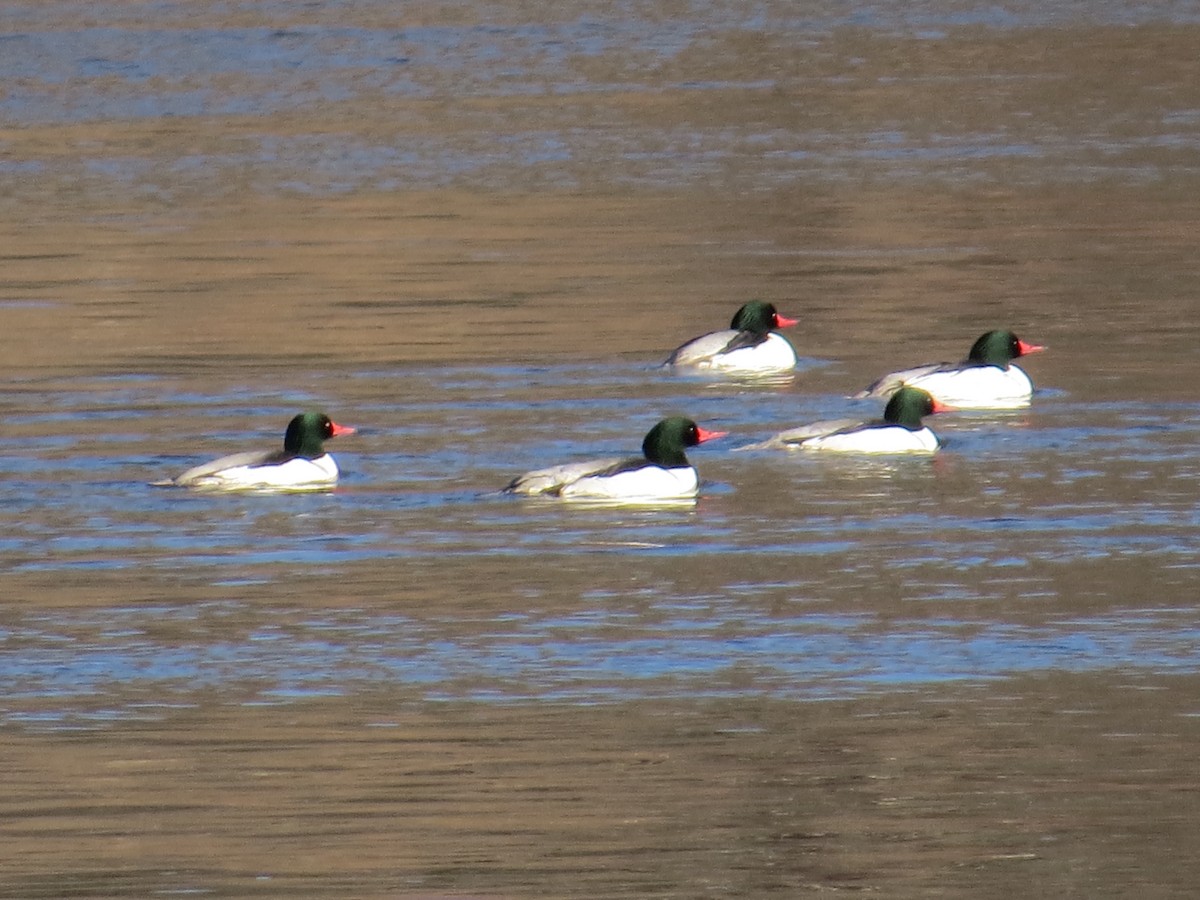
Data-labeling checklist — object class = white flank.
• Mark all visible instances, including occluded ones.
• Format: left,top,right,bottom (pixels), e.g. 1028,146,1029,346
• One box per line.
905,365,1033,409
668,331,796,373
559,465,700,500
800,425,939,454
176,454,340,491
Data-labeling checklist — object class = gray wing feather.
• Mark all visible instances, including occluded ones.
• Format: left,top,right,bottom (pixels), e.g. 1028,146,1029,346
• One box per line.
164,449,275,486
736,418,865,451
663,330,739,368
851,363,946,399
504,457,625,495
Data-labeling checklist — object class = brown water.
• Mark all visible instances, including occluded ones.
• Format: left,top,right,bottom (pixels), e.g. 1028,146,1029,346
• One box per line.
2,2,1200,897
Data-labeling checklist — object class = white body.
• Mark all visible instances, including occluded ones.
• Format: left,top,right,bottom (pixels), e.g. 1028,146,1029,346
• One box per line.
560,465,699,500
798,424,939,454
859,363,1034,409
169,451,340,491
741,419,939,454
666,331,797,374
507,457,699,501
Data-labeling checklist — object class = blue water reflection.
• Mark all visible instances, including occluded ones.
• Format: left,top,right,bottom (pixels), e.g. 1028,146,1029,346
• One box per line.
3,605,1199,723
3,2,1198,192
1,359,1197,728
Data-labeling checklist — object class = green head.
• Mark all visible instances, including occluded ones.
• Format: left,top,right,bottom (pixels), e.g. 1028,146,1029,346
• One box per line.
882,387,946,430
642,416,728,467
283,411,356,458
967,330,1045,367
730,300,798,333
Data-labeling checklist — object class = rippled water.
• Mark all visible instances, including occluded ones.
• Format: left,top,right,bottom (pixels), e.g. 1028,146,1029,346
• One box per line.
5,0,1200,198
3,1,1200,896
4,362,1198,721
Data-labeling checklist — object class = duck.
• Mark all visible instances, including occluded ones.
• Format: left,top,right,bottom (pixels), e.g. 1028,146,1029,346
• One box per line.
739,386,949,453
504,416,727,501
663,300,799,374
156,411,355,491
853,329,1044,409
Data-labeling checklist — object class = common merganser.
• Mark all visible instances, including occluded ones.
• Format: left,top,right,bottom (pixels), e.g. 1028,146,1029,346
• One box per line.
156,411,355,491
740,387,949,453
853,329,1045,409
504,416,728,501
664,300,799,374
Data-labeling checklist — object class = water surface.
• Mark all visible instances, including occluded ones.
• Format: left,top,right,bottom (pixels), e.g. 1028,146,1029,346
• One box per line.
2,1,1199,897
